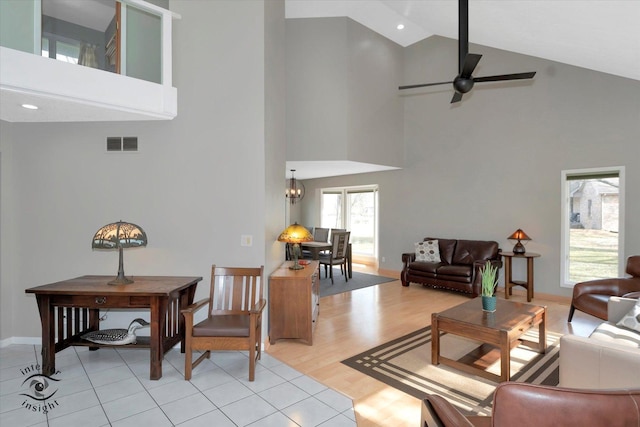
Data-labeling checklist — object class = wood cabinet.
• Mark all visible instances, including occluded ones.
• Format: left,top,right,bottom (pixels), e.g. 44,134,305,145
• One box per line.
269,261,319,345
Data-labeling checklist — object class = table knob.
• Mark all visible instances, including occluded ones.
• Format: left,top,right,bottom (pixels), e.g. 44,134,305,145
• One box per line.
95,297,107,304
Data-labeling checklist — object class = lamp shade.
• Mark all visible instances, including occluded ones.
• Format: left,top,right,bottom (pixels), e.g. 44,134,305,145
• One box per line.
92,221,147,285
508,229,531,242
277,223,313,244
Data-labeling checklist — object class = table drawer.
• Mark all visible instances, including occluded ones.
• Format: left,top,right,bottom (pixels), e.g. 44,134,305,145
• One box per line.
49,295,150,308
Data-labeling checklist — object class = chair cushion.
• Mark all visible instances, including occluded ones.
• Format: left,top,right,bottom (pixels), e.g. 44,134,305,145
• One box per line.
193,315,250,337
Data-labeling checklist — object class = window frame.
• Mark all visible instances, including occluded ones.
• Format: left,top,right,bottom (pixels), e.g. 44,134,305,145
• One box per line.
320,185,379,265
560,166,625,288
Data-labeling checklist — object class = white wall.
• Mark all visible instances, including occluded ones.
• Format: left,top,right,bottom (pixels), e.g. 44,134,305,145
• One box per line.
0,0,286,340
295,35,640,298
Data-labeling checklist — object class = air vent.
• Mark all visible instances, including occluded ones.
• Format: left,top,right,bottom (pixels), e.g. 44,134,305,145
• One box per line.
106,137,138,152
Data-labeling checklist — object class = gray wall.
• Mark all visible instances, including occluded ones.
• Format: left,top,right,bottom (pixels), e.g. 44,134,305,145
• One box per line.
295,34,640,298
286,18,404,168
0,0,286,340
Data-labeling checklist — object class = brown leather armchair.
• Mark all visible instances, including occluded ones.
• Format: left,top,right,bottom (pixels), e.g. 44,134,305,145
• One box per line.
421,383,640,427
568,255,640,322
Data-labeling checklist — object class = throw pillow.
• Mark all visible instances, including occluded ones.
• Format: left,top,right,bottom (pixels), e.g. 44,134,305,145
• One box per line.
415,240,441,262
616,299,640,333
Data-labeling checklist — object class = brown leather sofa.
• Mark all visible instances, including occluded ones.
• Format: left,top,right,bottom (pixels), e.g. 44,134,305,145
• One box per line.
421,383,640,427
401,238,502,297
568,255,640,321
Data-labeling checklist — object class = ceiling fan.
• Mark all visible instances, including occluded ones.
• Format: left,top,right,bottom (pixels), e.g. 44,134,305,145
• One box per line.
399,0,536,103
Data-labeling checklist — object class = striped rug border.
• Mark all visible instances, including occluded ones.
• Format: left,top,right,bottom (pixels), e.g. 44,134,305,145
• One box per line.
342,326,561,415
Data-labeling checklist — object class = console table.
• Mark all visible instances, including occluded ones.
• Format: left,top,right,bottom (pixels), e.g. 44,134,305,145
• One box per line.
269,261,319,345
502,252,541,302
25,275,202,380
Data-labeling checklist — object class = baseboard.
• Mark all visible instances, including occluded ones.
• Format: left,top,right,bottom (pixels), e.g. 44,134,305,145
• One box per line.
0,336,41,348
377,268,400,279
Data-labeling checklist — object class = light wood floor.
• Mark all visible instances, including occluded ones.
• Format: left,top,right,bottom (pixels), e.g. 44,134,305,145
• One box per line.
266,267,602,427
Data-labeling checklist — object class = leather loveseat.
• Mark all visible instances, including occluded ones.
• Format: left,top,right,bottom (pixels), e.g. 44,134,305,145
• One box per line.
401,237,502,297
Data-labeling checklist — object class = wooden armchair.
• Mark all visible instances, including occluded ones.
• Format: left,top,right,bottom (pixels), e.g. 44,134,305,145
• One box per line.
319,231,350,284
181,265,265,381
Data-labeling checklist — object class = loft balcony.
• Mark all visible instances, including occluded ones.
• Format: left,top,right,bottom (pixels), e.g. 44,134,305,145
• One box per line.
0,0,178,123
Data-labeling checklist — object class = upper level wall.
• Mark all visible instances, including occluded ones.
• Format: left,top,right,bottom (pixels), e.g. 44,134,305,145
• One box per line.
286,17,404,168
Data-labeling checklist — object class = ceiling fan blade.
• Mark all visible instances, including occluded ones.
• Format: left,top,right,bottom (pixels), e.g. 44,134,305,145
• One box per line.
451,92,463,103
473,72,536,83
398,81,453,90
460,53,482,78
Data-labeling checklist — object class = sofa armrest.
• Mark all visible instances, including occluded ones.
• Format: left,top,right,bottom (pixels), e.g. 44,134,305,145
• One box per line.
402,252,415,265
608,296,638,323
559,333,640,389
422,395,475,427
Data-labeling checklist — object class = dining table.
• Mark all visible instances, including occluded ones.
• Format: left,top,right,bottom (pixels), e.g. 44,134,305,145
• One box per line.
300,241,352,278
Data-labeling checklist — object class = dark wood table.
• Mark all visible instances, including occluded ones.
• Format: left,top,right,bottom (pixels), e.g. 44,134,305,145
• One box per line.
301,241,353,278
25,275,202,380
502,252,541,302
431,298,546,382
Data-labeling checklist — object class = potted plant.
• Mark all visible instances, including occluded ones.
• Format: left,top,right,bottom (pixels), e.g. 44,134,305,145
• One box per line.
480,260,499,312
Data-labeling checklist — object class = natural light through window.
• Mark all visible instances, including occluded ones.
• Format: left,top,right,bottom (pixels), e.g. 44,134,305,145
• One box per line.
321,186,378,265
561,167,625,287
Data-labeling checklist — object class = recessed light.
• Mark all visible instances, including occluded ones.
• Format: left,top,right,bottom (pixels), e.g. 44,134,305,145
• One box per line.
397,24,405,30
21,104,39,110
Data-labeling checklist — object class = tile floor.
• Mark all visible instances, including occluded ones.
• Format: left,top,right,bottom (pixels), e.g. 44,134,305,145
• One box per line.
0,344,356,427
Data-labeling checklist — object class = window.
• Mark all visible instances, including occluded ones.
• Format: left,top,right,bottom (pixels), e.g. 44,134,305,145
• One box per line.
321,186,378,265
561,167,625,287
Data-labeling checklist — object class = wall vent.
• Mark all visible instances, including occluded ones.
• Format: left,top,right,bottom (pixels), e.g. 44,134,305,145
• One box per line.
107,137,138,152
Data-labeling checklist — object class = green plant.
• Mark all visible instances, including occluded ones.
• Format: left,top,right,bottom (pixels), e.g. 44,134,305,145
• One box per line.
480,260,499,297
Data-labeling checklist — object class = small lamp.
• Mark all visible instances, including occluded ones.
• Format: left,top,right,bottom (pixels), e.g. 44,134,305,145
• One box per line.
508,229,531,254
278,222,313,270
92,221,148,285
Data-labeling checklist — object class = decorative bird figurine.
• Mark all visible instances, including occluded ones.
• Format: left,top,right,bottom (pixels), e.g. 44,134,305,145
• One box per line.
81,318,150,345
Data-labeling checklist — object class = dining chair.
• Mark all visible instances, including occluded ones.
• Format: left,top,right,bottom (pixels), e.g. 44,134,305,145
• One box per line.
313,227,330,242
181,265,265,381
319,231,350,284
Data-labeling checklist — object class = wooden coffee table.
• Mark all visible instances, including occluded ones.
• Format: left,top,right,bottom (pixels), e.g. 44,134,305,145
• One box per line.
431,298,546,382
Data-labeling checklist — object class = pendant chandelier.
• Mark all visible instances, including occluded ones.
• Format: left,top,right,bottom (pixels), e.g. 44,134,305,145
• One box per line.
285,169,305,204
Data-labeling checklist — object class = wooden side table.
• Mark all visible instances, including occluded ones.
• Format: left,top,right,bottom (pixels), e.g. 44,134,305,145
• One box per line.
502,252,541,302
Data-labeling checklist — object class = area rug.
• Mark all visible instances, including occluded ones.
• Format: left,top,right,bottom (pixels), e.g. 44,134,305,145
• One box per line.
342,326,561,416
319,271,396,297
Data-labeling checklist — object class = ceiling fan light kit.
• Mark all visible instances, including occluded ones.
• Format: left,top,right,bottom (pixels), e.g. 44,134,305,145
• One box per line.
399,0,536,103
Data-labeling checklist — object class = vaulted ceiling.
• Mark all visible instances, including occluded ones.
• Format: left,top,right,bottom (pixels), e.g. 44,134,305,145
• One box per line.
286,0,640,82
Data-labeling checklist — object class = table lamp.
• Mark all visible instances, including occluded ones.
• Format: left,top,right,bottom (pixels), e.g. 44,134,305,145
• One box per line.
92,220,148,285
508,228,530,254
278,223,313,270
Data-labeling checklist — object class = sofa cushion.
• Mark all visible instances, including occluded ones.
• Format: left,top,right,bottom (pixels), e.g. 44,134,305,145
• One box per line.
415,240,441,262
590,322,640,348
426,238,457,265
452,240,499,265
409,261,442,274
437,264,472,278
616,299,640,333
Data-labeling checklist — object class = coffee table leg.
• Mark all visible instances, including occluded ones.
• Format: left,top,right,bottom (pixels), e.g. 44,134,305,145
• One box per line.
431,314,440,365
500,332,510,382
539,308,547,353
